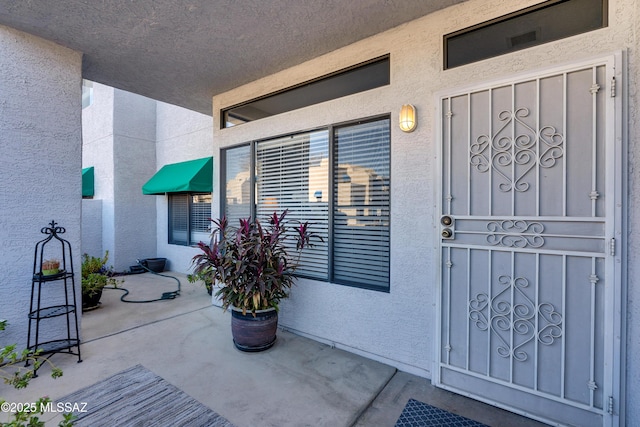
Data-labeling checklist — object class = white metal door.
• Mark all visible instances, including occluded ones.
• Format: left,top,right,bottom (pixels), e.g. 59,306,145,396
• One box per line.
436,57,621,427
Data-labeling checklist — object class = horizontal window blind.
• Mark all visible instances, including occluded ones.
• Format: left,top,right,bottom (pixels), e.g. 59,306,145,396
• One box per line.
169,193,211,246
191,194,212,245
256,131,329,279
224,145,252,227
223,117,391,291
333,119,390,290
169,194,189,245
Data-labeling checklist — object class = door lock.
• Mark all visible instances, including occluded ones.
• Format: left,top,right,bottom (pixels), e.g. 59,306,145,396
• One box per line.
440,215,454,239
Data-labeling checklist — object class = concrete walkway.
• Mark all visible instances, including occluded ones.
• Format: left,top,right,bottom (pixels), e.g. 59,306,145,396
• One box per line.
0,272,547,426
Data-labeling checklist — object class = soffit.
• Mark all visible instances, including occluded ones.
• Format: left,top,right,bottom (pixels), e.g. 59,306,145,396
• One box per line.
0,0,467,115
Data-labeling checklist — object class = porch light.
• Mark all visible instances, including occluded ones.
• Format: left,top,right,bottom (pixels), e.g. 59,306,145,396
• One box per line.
399,104,417,132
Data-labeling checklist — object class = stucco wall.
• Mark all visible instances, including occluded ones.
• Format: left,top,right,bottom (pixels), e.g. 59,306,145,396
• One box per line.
212,0,639,420
0,25,82,346
82,83,115,258
81,199,103,258
112,89,157,270
155,102,214,272
82,83,158,271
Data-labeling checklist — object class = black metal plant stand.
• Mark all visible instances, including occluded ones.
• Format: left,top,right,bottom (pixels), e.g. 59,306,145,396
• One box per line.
26,220,82,375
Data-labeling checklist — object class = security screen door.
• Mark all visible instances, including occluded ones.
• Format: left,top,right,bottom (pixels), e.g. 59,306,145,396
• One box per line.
437,58,620,427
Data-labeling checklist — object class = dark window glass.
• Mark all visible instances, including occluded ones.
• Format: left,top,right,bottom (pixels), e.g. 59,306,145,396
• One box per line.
222,56,390,128
169,193,211,246
444,0,607,69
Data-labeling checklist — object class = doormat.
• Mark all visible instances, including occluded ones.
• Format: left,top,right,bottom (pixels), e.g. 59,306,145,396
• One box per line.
395,399,488,427
58,364,234,427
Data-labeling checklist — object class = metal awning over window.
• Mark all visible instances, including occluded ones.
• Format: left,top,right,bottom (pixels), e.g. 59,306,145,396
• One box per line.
82,166,94,197
142,157,213,195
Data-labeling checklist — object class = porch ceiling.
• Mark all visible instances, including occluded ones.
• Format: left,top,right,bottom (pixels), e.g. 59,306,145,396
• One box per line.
0,0,466,116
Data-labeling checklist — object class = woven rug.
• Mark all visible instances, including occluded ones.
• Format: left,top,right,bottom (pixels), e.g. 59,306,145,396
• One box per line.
395,399,488,427
58,364,234,427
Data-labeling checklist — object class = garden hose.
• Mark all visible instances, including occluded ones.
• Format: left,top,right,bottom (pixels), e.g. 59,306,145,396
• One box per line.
105,259,181,303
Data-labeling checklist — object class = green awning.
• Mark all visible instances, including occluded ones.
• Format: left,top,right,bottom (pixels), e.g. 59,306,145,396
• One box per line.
142,157,213,195
82,166,94,197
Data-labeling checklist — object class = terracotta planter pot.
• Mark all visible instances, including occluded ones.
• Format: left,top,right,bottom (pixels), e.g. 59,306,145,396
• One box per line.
231,307,278,352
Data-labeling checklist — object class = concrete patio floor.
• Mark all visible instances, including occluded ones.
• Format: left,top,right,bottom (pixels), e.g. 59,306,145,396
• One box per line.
1,272,548,426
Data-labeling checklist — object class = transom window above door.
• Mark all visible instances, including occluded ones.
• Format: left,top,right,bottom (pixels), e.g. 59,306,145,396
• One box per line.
444,0,608,69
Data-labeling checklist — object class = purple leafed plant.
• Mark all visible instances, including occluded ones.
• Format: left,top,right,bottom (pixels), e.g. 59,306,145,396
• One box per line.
190,210,321,316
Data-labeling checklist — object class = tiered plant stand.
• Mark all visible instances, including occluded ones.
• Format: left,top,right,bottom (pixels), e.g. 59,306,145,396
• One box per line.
26,220,82,376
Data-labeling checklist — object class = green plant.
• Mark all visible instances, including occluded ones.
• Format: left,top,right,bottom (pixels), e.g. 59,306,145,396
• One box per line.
190,210,320,316
187,269,213,295
81,251,122,297
0,320,74,427
41,259,60,275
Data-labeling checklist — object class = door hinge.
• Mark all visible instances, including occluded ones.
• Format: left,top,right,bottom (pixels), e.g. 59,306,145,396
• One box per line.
610,238,616,256
608,396,614,415
611,77,617,97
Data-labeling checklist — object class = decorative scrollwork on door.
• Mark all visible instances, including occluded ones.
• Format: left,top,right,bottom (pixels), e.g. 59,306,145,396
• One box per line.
468,275,563,362
470,108,564,193
486,220,545,248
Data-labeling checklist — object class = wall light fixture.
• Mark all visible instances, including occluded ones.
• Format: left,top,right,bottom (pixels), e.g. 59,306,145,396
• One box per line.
399,104,417,132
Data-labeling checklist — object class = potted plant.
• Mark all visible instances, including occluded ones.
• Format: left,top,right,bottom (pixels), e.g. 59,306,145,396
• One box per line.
41,258,60,276
81,251,122,310
187,268,213,295
191,210,319,351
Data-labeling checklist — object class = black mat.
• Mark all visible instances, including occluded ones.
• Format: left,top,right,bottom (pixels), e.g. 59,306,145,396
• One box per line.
58,364,234,427
395,399,488,427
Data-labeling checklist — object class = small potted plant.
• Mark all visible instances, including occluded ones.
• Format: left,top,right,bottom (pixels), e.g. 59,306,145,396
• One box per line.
41,258,60,276
187,268,213,295
190,210,319,351
81,251,122,310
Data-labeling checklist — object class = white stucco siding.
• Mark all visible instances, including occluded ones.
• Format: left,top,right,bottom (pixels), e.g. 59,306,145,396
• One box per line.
0,25,82,346
82,83,115,259
81,199,103,258
112,90,157,271
212,0,639,400
82,84,158,272
154,102,214,273
82,83,115,145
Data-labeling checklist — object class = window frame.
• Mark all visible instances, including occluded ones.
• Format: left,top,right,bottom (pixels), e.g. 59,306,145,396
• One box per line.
220,114,391,292
443,0,608,69
168,192,212,247
220,56,390,128
331,117,391,291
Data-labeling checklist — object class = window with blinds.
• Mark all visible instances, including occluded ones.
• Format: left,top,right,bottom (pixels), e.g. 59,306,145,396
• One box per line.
256,131,330,279
169,194,189,245
333,119,390,290
191,194,212,244
223,145,252,226
168,193,211,246
221,115,390,290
